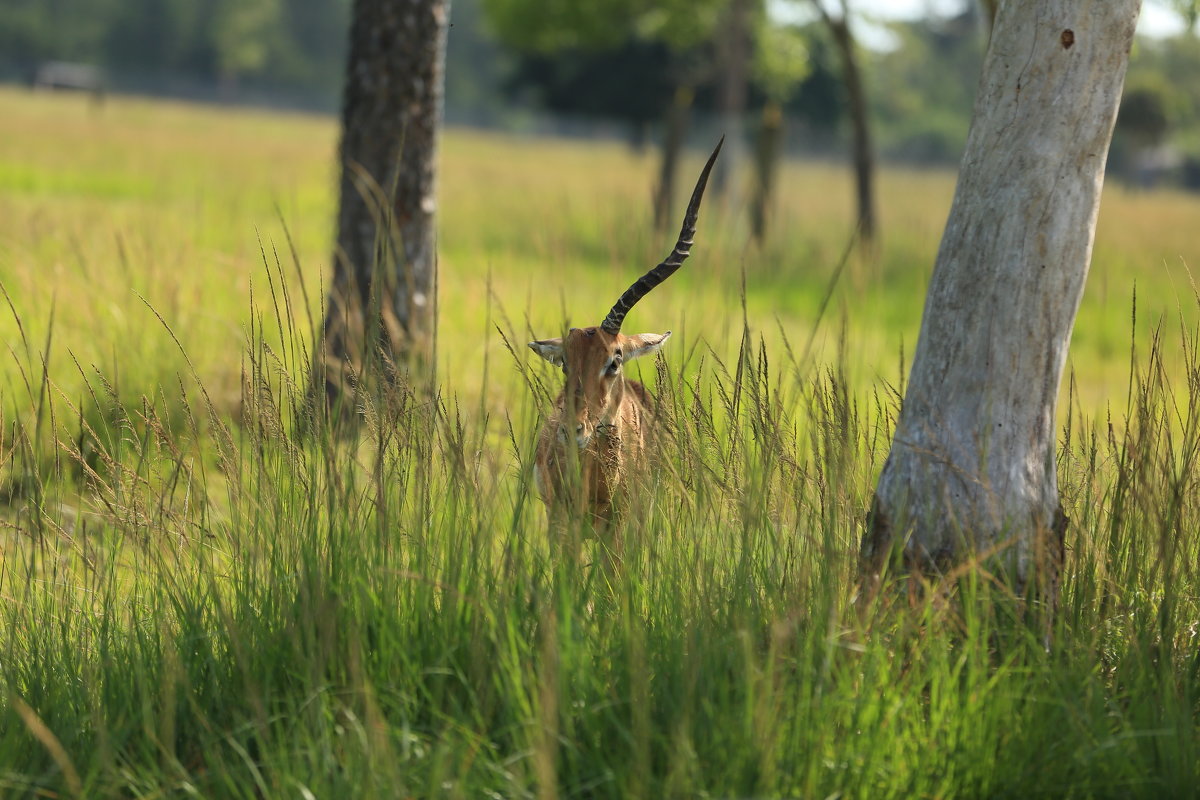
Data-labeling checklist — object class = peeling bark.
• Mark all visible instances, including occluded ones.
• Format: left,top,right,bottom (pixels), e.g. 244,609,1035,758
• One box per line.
865,0,1142,592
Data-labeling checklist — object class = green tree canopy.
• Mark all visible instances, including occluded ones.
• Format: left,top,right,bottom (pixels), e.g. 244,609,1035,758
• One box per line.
483,0,722,53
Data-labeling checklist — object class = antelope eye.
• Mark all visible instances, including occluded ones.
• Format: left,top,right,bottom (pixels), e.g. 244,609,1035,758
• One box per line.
606,353,623,374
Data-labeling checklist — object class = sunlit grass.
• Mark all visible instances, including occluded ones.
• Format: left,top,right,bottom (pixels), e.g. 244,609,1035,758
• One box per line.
0,87,1198,797
3,87,1199,420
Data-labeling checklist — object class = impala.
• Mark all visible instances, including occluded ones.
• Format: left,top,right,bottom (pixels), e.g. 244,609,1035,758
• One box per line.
528,138,722,527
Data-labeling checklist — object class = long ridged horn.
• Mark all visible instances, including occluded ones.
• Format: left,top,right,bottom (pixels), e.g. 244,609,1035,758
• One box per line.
600,136,724,335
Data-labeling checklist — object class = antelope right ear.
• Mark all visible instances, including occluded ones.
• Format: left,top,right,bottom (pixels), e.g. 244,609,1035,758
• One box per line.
623,331,672,361
528,338,565,367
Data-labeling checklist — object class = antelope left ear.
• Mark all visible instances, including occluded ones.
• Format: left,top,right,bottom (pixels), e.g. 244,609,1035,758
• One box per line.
528,338,565,367
623,331,672,362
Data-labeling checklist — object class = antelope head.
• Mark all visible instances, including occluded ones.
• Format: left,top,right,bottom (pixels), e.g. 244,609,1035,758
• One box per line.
529,138,723,450
529,326,673,448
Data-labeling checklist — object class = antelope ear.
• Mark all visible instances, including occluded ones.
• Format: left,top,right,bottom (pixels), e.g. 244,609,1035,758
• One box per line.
528,338,565,367
623,331,672,362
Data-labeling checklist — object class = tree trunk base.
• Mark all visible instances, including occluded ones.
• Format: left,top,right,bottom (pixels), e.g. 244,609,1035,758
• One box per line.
860,497,1066,634
305,281,432,434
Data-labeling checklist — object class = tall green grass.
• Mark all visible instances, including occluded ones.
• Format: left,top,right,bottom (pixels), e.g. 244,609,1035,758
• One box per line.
0,89,1198,798
2,275,1199,797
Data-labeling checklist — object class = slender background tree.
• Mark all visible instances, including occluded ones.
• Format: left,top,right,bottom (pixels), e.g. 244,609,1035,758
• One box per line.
711,0,753,200
749,20,810,241
810,0,877,243
482,0,724,232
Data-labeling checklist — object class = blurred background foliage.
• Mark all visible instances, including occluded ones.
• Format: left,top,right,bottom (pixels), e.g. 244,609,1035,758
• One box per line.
0,0,1196,180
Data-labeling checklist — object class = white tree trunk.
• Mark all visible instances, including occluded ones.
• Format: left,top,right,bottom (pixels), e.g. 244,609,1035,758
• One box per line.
865,0,1142,587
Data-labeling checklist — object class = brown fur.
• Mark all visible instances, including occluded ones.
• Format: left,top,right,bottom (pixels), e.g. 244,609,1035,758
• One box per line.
530,326,666,528
527,139,721,534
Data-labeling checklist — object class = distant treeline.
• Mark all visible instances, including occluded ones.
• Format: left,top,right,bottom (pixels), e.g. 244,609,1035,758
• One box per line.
0,0,990,161
0,0,533,120
0,0,349,103
4,0,1200,173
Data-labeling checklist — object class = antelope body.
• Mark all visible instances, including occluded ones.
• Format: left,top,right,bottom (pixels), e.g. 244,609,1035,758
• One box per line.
529,139,723,525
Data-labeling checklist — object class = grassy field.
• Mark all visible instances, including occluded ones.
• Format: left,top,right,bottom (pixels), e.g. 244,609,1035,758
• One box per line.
1,87,1199,797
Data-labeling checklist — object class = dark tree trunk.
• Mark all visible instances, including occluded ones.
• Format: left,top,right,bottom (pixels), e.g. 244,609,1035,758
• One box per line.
826,13,876,244
653,85,694,233
750,101,783,243
314,0,450,408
